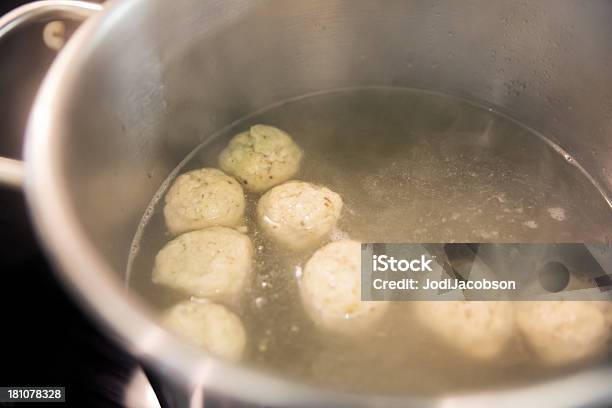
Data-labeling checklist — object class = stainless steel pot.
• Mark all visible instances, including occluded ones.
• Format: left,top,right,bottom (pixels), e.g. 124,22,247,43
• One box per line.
1,0,611,406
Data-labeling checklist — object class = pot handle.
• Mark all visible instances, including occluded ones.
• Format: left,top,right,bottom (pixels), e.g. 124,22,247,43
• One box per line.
0,0,103,189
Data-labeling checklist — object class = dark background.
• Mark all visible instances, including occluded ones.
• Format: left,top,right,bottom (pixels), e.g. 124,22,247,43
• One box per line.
0,1,133,406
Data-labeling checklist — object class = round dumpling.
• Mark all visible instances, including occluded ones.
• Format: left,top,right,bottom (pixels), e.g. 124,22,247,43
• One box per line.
594,301,612,330
163,168,245,235
257,181,343,250
152,227,253,303
218,124,303,192
300,240,388,333
163,300,246,362
412,301,515,360
515,301,609,366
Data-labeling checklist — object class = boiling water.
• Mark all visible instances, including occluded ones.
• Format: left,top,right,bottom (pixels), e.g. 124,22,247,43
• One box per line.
127,88,612,396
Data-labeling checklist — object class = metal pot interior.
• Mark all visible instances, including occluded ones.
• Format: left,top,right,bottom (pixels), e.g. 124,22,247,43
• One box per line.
25,0,612,404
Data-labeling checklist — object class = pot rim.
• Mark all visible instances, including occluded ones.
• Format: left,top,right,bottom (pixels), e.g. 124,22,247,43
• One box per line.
22,0,612,406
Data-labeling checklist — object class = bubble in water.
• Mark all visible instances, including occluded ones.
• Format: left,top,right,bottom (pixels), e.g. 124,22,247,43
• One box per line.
255,297,267,309
547,207,566,221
